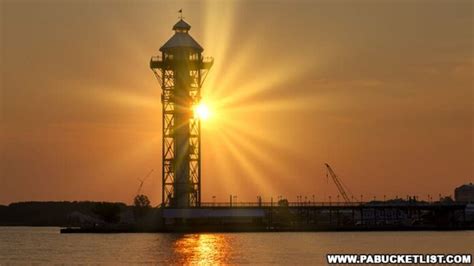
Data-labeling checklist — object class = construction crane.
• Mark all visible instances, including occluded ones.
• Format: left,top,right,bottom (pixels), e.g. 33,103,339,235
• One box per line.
136,169,154,195
324,163,351,203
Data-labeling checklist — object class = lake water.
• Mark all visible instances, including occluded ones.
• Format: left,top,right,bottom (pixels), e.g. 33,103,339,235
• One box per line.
0,227,473,264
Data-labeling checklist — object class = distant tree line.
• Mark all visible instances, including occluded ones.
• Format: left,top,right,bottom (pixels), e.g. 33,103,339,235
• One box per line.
0,201,127,226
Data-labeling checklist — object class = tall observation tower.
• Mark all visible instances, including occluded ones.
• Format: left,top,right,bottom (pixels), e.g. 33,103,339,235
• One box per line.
150,19,213,208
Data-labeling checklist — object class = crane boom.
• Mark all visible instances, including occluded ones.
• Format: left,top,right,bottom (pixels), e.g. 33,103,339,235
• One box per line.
136,169,154,195
325,163,351,203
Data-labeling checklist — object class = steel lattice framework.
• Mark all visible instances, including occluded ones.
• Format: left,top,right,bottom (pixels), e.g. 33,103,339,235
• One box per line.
150,19,213,208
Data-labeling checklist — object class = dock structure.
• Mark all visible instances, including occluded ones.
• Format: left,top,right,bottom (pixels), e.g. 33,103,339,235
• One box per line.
60,200,472,233
161,201,470,232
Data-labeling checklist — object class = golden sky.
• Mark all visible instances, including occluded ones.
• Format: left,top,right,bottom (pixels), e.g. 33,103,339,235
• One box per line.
1,0,472,205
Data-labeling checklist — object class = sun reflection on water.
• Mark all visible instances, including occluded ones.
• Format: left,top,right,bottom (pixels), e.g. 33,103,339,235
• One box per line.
172,234,231,265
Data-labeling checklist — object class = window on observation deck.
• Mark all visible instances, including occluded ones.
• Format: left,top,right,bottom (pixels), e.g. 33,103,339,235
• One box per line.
189,53,198,60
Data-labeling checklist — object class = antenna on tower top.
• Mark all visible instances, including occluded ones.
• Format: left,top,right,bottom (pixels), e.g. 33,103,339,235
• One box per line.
178,9,184,19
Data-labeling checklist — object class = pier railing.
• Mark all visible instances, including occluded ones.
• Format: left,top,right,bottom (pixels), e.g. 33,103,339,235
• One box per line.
197,201,463,208
199,201,359,207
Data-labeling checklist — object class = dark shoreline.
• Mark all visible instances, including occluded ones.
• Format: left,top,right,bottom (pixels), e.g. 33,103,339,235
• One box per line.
60,226,474,234
3,201,473,233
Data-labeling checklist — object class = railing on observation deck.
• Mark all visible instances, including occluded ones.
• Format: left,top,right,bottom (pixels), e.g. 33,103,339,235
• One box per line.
150,55,214,63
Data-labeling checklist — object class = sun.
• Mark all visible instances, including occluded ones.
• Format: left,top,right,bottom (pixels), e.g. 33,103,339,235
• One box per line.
194,102,211,121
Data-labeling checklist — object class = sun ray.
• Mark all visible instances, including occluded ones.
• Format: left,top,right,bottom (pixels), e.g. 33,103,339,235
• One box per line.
202,129,243,200
202,0,238,89
223,128,293,181
217,127,277,198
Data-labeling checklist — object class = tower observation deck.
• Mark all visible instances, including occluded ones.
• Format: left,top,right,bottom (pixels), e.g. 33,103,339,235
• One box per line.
150,19,213,208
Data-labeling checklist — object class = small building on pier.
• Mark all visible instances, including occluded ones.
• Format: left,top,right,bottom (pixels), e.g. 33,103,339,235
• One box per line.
455,183,474,203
